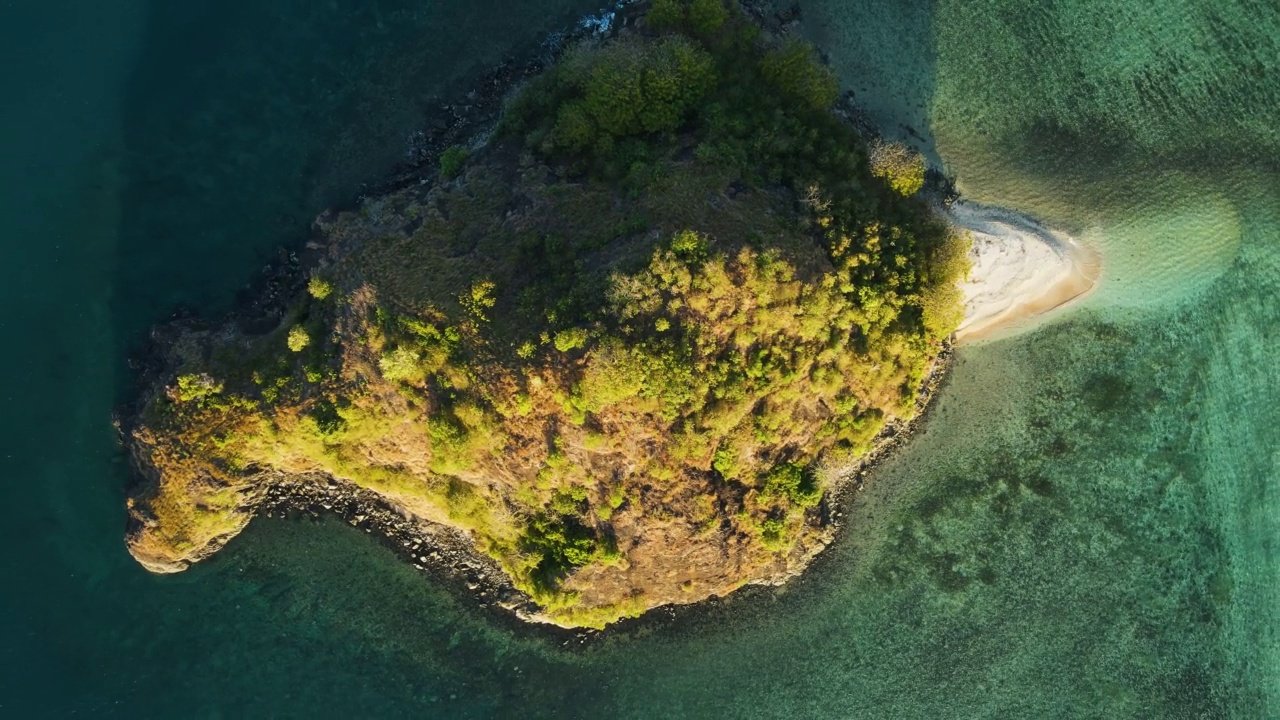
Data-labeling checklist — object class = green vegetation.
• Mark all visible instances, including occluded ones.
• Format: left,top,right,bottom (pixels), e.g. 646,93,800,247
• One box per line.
171,373,223,404
126,3,968,629
760,40,840,111
439,144,469,178
647,0,684,32
307,275,334,300
286,326,311,352
519,34,716,165
761,462,822,508
521,512,598,595
649,0,728,36
869,140,926,196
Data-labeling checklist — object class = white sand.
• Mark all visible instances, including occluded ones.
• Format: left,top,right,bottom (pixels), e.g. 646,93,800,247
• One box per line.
949,201,1101,343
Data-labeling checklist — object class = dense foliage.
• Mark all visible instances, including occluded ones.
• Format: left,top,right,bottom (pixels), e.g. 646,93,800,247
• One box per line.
438,144,469,178
126,1,968,629
869,140,927,197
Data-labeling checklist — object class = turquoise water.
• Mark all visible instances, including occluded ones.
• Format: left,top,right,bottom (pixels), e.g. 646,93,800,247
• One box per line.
1,0,1276,716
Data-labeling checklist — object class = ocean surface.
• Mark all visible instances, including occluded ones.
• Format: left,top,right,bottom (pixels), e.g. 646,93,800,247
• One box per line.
1,0,1275,716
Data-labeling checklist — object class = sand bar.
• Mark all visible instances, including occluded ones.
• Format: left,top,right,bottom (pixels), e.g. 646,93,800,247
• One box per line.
949,201,1102,343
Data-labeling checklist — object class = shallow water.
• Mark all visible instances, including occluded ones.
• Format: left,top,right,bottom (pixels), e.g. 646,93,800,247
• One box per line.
1,0,1275,716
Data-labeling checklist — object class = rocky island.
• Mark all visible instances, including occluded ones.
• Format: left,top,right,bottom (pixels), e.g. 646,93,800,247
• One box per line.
121,0,1091,629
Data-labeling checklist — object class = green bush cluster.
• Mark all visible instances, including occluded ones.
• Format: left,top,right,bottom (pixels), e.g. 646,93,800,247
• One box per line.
759,517,789,551
760,462,822,508
869,141,927,196
286,326,311,353
171,373,223,404
307,275,334,301
378,347,421,382
759,40,840,111
520,513,599,595
376,314,459,384
460,279,497,322
649,0,728,36
439,145,469,178
308,398,347,436
554,327,591,352
504,36,715,165
647,0,684,31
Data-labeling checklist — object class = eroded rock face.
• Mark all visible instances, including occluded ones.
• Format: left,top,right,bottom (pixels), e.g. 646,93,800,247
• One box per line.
123,7,965,628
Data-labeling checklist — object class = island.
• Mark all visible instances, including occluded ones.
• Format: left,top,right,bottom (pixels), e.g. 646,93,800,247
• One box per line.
121,0,1095,629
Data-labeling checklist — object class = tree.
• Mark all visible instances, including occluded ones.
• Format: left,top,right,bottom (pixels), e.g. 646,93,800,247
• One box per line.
307,275,333,300
869,141,926,196
573,38,715,143
286,326,310,352
760,41,840,111
687,0,728,36
439,145,469,178
647,0,684,31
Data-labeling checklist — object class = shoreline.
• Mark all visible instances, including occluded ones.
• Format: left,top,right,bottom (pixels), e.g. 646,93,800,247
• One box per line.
174,343,957,644
950,200,1102,343
120,0,1069,638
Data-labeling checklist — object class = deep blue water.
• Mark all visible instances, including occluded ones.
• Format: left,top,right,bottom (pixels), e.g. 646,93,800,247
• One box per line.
1,0,1275,716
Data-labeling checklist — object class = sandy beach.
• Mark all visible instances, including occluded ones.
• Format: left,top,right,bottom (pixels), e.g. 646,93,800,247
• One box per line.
949,201,1102,342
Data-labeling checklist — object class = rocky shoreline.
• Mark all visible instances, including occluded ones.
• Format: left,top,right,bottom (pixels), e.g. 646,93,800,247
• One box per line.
224,344,956,643
257,473,552,629
120,0,962,640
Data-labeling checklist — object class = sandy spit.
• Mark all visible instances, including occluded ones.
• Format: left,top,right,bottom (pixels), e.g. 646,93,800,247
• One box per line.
948,200,1102,343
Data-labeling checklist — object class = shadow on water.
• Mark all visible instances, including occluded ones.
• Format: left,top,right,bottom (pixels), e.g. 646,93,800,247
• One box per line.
795,0,940,165
111,0,603,345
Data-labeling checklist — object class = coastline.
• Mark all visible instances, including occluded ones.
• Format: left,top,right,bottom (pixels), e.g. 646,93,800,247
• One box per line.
949,200,1102,343
119,0,1089,637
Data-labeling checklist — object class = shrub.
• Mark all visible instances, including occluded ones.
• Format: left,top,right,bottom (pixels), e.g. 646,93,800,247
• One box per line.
687,0,727,36
647,0,684,31
378,347,420,382
759,517,789,551
669,228,708,261
426,413,468,451
712,444,743,480
869,141,926,196
760,462,822,508
549,486,589,515
307,276,333,300
171,373,223,404
574,341,646,412
520,513,599,593
439,145,469,178
308,399,347,436
595,533,625,566
286,326,311,353
512,392,534,416
759,41,840,111
576,38,715,142
921,281,965,338
443,478,488,523
460,279,497,322
646,0,726,36
550,101,598,153
554,327,590,352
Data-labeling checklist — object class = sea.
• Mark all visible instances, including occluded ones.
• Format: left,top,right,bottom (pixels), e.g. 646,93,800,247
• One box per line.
0,0,1274,716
